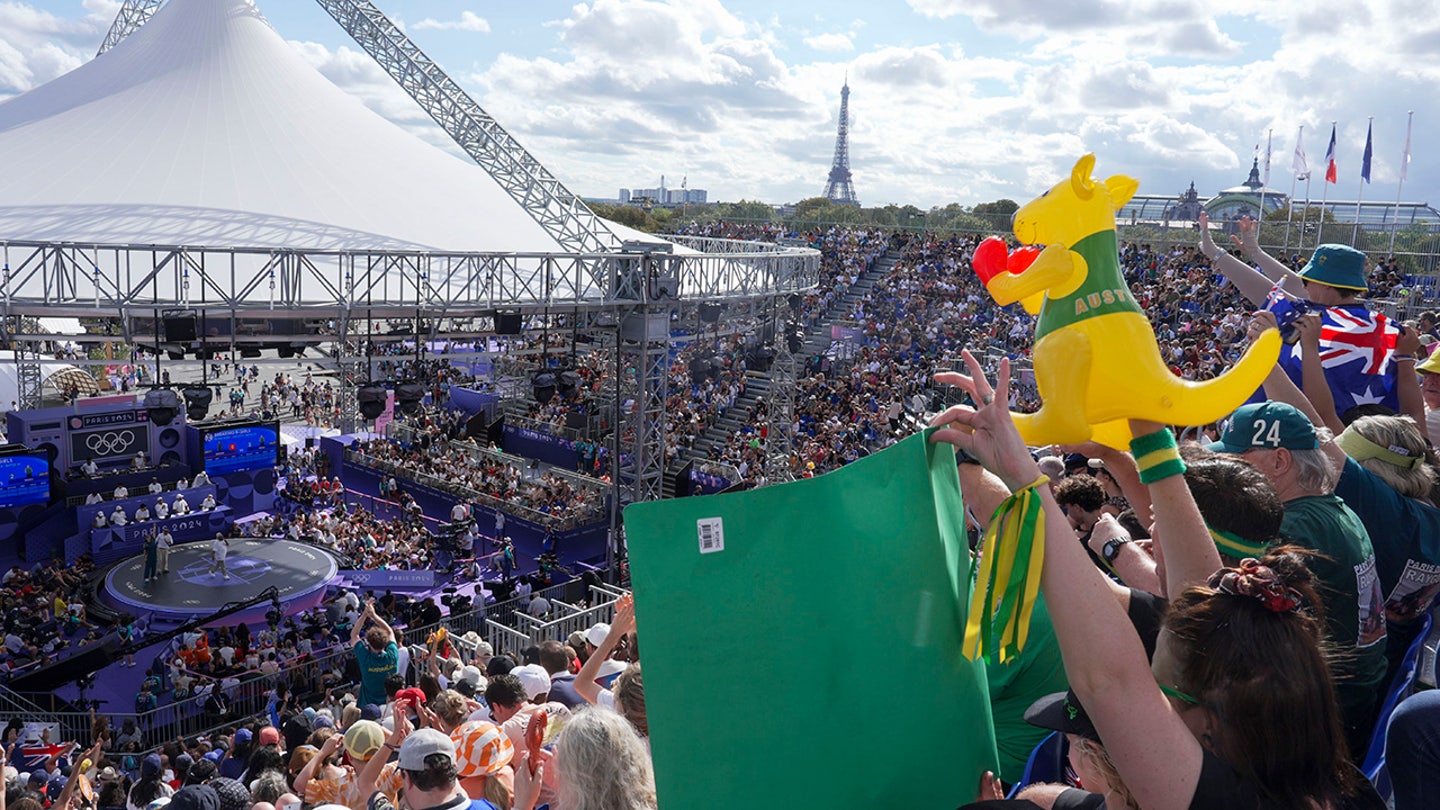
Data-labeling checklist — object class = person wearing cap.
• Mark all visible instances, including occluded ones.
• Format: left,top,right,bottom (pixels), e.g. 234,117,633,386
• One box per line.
1007,690,1136,809
358,721,495,810
207,778,249,810
166,784,220,810
574,594,634,712
1268,365,1440,635
1205,219,1423,418
1208,400,1387,753
1415,349,1440,440
128,753,174,810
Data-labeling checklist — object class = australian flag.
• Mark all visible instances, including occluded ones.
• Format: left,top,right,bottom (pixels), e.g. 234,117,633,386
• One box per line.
1278,304,1400,414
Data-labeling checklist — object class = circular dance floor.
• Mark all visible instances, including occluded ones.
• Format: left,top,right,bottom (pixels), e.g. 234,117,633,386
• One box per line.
104,538,338,618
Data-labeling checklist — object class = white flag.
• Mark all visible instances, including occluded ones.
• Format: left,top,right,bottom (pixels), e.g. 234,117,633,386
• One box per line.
1401,113,1413,183
1293,126,1309,181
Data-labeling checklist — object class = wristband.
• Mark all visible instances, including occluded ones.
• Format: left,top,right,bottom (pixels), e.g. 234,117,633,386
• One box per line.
1130,428,1187,484
1394,354,1415,362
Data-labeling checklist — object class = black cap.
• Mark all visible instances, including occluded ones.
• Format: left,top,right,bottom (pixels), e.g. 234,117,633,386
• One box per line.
1024,689,1100,742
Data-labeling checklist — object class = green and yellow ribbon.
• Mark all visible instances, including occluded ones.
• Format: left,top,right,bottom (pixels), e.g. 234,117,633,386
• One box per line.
963,475,1048,664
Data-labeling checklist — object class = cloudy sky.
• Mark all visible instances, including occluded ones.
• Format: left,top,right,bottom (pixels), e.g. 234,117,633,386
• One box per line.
1,0,1433,209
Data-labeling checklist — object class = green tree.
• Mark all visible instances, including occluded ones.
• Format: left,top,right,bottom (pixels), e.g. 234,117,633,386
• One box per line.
590,202,656,232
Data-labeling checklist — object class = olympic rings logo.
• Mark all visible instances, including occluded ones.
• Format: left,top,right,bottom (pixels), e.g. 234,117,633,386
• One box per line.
85,430,136,456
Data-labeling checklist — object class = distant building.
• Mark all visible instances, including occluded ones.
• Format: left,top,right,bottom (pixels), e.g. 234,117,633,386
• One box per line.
619,175,707,206
1118,157,1440,231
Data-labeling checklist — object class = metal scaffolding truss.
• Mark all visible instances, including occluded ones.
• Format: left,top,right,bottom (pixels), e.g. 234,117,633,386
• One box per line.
0,237,819,318
617,309,672,505
96,0,163,56
764,329,797,484
69,0,822,517
314,0,620,257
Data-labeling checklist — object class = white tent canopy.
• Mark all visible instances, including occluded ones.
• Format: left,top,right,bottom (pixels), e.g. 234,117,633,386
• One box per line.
0,0,622,254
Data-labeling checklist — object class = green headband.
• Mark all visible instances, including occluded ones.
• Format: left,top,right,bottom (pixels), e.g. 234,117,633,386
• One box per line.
1336,426,1424,470
1208,526,1269,559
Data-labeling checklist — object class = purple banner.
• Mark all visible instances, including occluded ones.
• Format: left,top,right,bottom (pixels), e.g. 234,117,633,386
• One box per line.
340,569,436,590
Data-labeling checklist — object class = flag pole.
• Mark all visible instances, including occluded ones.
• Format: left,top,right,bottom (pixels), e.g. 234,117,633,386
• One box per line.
1353,116,1372,244
1301,175,1313,254
1388,110,1414,258
1316,121,1336,247
1285,125,1304,253
1259,129,1272,234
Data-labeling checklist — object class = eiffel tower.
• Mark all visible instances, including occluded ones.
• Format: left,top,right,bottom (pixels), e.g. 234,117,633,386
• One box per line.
822,78,859,207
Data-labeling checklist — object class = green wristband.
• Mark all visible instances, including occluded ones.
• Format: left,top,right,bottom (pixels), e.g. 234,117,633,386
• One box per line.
1137,454,1187,484
1129,427,1177,458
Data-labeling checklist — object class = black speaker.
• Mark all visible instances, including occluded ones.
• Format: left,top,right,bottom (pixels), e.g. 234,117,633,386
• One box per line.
143,389,182,426
162,315,197,343
532,372,557,406
748,345,774,373
495,312,523,335
182,386,213,421
558,370,582,398
357,384,388,420
698,303,725,323
8,635,120,692
395,382,425,416
786,323,805,354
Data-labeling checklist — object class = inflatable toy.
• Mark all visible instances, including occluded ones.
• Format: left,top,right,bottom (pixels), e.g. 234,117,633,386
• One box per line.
973,154,1282,448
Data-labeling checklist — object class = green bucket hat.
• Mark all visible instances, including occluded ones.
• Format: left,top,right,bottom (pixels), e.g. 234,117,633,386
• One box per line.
1299,244,1368,291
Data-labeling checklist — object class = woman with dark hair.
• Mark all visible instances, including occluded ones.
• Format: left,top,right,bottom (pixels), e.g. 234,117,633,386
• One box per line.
934,351,1383,809
126,755,172,810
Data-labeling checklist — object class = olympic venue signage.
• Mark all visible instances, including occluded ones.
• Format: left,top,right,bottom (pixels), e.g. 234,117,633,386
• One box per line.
71,425,150,463
69,410,149,430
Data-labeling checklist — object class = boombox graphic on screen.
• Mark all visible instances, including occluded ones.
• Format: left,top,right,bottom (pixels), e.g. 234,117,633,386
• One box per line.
71,426,151,463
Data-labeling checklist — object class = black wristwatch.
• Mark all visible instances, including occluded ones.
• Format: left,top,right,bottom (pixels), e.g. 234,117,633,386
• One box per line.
1101,537,1131,565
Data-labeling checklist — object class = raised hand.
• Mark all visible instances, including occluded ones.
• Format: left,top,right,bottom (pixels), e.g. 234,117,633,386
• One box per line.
930,350,1043,492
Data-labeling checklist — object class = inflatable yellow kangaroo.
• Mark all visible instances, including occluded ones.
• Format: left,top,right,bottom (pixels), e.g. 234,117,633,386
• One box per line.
976,154,1281,449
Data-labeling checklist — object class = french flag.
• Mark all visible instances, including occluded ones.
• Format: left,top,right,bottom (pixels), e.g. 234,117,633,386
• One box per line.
1324,123,1338,183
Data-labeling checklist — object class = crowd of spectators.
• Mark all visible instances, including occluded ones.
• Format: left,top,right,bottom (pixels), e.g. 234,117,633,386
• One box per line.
18,582,645,810
351,439,604,528
0,560,104,677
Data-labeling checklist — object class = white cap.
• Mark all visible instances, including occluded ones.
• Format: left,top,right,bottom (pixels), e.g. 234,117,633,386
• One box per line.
584,623,611,647
512,664,552,701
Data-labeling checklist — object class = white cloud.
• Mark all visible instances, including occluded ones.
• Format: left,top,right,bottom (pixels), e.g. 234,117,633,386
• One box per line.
414,11,491,33
4,0,1439,209
0,1,114,97
803,32,853,52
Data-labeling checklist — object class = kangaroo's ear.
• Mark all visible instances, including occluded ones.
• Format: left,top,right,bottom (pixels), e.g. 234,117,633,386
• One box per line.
1070,154,1097,200
1105,174,1140,210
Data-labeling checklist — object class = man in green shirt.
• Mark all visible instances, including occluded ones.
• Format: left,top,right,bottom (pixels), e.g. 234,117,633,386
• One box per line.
350,599,399,708
1210,402,1387,757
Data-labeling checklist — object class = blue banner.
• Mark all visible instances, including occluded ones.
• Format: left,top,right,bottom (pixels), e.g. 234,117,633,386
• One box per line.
689,468,732,495
502,423,580,469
